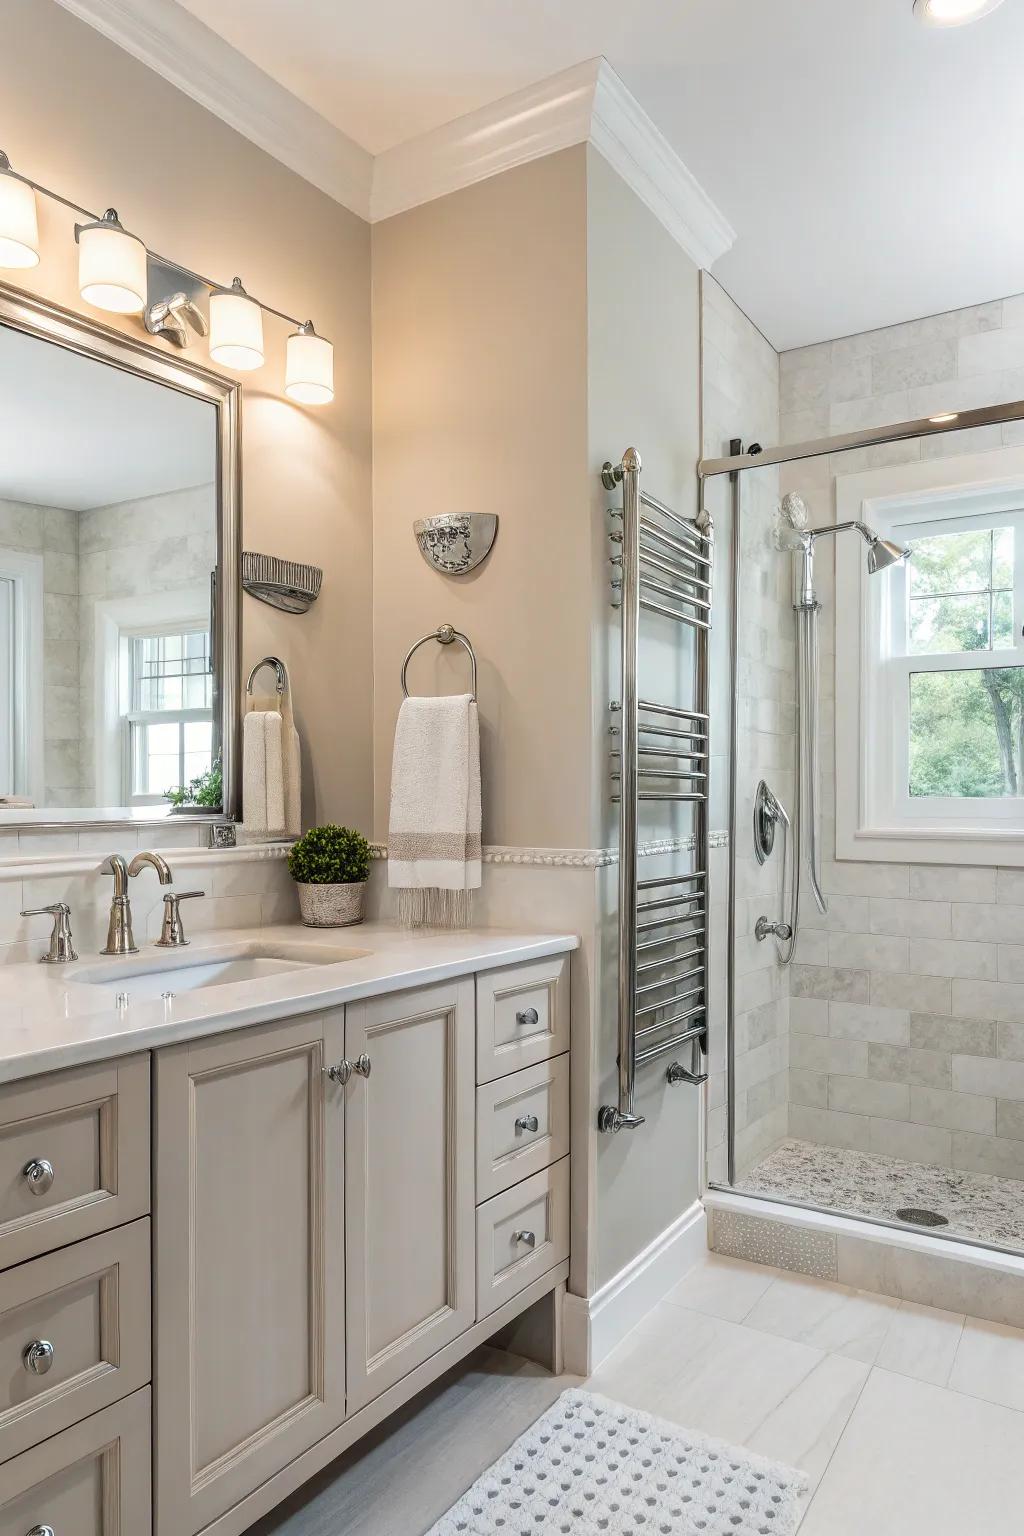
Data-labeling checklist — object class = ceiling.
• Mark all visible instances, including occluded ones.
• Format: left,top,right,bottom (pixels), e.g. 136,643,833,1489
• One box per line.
172,0,1024,350
0,325,216,510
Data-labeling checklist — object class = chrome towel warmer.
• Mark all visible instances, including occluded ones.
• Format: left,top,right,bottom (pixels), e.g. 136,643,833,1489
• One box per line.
599,447,714,1134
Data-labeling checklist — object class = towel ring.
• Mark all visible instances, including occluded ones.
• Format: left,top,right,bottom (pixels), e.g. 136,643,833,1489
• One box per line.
245,655,289,696
401,624,478,701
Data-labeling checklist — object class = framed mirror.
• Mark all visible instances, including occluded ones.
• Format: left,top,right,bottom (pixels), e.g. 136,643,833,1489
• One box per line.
0,281,240,829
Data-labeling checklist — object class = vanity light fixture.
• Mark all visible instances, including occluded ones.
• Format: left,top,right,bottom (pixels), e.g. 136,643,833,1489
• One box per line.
285,321,335,405
75,208,148,314
913,0,1006,25
0,149,335,406
0,152,39,269
209,277,265,371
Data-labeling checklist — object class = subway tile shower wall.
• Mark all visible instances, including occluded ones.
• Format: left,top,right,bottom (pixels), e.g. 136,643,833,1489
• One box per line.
702,276,790,1181
777,290,1024,1185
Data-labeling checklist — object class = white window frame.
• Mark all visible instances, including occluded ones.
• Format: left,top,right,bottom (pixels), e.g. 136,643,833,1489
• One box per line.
92,587,209,810
835,445,1024,867
121,627,213,807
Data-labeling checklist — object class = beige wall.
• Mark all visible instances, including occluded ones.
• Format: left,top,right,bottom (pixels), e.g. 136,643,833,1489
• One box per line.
2,0,373,832
370,148,591,849
586,149,706,1285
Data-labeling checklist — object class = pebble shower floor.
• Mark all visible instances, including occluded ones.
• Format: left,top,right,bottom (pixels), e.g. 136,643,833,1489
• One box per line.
428,1389,807,1536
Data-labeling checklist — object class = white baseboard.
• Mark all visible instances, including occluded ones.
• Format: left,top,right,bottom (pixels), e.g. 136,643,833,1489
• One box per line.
563,1200,706,1375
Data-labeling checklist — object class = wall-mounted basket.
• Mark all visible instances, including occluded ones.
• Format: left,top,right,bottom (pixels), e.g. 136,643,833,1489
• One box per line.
242,551,322,614
414,513,497,575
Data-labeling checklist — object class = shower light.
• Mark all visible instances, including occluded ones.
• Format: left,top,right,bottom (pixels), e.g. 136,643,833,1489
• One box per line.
914,0,1006,26
0,154,39,269
209,277,265,371
76,208,148,314
285,321,334,405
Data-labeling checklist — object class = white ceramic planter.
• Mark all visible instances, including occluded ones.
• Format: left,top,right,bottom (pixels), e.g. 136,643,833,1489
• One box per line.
295,881,367,927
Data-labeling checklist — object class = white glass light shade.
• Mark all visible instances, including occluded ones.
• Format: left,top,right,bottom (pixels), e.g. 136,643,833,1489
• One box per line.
285,324,334,405
914,0,1005,24
77,210,148,314
0,171,39,269
209,278,264,370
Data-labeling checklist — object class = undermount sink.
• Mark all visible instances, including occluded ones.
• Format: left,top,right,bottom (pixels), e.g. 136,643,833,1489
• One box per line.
69,940,369,1002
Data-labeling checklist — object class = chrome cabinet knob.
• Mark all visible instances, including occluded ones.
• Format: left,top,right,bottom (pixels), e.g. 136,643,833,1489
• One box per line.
23,1159,54,1196
23,1339,55,1376
515,1007,540,1027
324,1060,353,1085
27,1526,55,1536
512,1230,537,1249
352,1054,371,1078
515,1114,539,1134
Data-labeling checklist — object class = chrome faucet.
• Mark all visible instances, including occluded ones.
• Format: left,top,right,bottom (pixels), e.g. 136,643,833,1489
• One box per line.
101,851,173,956
20,902,78,963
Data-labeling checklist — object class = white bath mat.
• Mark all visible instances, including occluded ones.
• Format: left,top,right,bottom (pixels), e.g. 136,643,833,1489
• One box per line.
428,1388,807,1536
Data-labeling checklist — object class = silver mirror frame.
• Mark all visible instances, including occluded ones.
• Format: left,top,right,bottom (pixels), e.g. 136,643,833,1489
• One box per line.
0,279,241,830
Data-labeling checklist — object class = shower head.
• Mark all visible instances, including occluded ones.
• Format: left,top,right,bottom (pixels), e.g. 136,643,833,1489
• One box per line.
866,535,912,574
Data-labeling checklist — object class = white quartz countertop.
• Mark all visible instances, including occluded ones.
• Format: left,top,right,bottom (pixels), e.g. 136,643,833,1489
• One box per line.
0,922,578,1084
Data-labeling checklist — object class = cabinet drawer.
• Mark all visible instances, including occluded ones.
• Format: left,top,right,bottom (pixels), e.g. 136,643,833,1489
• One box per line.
0,1387,151,1536
476,1056,569,1202
476,1157,569,1320
476,956,569,1084
0,1056,149,1271
0,1220,150,1463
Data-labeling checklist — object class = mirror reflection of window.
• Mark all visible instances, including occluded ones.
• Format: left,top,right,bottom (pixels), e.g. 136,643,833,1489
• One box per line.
121,627,213,805
0,320,218,817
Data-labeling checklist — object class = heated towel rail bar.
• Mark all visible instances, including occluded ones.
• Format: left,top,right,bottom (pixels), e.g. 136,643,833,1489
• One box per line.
599,447,714,1134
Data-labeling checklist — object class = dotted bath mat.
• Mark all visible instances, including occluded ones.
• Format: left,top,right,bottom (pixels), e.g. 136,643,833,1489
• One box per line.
427,1388,807,1535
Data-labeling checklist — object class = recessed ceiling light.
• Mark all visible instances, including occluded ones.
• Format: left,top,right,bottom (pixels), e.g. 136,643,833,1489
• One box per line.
914,0,1006,27
928,411,960,423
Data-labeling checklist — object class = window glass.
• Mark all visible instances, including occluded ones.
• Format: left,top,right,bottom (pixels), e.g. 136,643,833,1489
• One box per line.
909,667,1024,798
906,526,1014,656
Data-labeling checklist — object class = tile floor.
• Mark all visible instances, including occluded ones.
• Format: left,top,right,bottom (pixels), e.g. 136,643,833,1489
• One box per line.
251,1251,1024,1535
741,1135,1024,1250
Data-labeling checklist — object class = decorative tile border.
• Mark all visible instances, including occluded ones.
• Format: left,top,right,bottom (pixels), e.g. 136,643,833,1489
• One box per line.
370,832,729,868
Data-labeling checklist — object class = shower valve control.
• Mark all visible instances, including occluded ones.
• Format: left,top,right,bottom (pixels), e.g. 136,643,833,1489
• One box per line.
755,916,793,943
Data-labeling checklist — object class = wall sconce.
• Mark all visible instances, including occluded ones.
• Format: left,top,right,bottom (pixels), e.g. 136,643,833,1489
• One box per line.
0,149,335,407
75,208,148,315
209,276,265,371
0,151,39,269
286,321,334,405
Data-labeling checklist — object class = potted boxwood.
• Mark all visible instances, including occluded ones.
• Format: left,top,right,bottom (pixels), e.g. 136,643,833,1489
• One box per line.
288,824,371,927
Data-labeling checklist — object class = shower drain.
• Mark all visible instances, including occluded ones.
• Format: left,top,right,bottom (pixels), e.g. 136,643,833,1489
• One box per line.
895,1207,949,1228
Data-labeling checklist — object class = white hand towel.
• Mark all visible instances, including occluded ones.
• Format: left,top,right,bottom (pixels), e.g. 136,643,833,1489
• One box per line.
388,694,481,928
245,692,301,839
242,710,269,835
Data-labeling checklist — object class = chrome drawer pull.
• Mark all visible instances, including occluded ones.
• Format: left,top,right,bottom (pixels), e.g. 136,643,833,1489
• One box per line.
27,1526,55,1536
515,1114,539,1134
23,1339,55,1376
23,1158,54,1196
353,1053,372,1078
515,1007,540,1027
513,1229,537,1248
324,1060,352,1084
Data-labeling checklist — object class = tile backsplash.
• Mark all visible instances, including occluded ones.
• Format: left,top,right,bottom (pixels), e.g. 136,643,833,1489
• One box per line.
0,825,296,962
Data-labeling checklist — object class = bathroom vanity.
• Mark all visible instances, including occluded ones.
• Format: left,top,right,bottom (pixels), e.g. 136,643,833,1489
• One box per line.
0,923,576,1536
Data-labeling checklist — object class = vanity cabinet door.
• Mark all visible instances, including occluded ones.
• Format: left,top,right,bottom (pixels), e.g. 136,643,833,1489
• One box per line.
344,979,475,1414
154,1010,346,1536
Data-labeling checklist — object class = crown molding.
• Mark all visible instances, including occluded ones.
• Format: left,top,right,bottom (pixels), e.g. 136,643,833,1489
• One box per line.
53,0,373,219
590,61,735,271
54,9,733,270
371,57,734,270
370,58,601,223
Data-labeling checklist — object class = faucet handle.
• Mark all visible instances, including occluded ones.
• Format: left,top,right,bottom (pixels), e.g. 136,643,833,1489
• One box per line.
155,890,205,949
21,903,78,965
